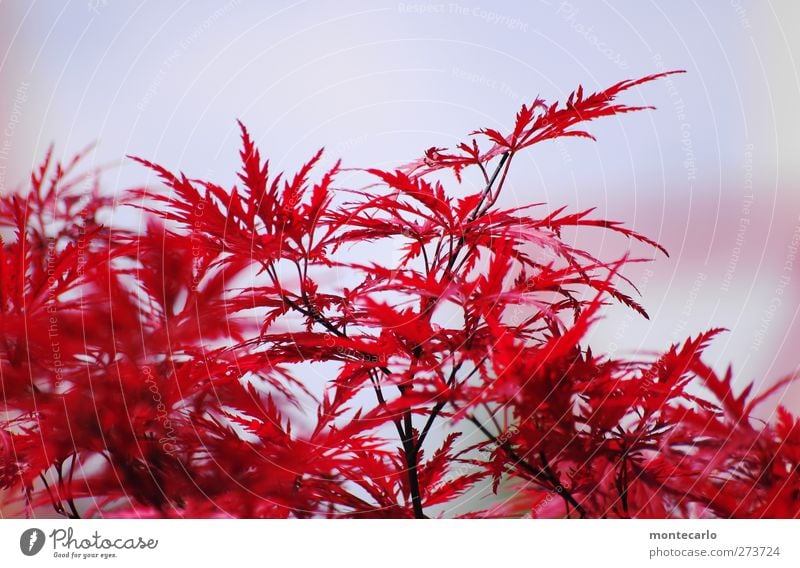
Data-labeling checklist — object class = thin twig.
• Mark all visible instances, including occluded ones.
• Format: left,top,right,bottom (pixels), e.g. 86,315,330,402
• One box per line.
467,415,587,518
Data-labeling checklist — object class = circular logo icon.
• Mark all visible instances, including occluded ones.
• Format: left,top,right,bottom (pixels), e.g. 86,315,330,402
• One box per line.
20,528,46,556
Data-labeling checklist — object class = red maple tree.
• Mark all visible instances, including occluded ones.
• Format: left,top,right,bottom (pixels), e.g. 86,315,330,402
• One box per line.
1,71,798,518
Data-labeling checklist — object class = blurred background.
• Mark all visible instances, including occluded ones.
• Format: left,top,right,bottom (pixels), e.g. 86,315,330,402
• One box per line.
1,0,799,414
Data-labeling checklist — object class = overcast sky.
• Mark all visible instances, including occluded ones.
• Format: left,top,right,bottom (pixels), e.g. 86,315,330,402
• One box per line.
1,1,799,406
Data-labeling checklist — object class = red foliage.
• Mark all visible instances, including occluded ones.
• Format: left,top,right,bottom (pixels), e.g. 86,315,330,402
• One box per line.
1,71,798,518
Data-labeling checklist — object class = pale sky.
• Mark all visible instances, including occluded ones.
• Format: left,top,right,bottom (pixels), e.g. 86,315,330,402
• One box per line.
1,0,799,408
